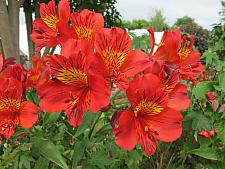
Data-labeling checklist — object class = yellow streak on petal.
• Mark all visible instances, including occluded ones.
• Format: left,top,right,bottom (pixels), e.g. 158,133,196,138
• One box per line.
134,99,164,117
75,26,93,41
102,46,127,73
0,98,21,112
56,68,88,86
43,15,58,30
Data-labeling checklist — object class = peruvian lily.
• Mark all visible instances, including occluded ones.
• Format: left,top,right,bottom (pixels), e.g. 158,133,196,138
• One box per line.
31,0,73,52
148,27,204,85
26,55,50,88
112,73,183,156
93,27,150,90
38,40,110,127
0,78,38,139
198,127,215,138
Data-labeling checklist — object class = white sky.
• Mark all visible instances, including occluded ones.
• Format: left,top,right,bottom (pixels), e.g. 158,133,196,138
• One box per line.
115,0,222,29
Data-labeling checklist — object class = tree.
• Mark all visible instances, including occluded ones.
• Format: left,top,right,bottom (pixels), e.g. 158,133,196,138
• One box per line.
0,0,25,62
149,9,167,32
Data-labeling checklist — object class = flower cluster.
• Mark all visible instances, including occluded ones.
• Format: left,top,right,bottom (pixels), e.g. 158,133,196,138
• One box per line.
0,0,205,156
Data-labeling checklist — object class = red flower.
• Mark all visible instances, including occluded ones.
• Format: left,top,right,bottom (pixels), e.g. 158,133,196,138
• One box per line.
198,128,215,138
112,73,183,156
206,92,216,102
26,55,50,88
148,27,204,85
0,54,3,71
31,0,73,52
93,27,150,90
0,78,38,139
38,40,110,127
168,35,205,85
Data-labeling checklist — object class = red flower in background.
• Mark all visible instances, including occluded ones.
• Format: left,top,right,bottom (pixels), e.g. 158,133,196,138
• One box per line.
31,0,73,52
148,27,204,85
198,128,215,138
26,55,50,88
175,35,205,85
112,73,183,156
0,54,16,72
93,27,150,90
0,78,38,139
38,40,110,127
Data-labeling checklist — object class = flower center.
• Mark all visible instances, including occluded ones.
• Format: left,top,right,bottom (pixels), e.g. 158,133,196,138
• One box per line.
56,68,88,86
43,15,58,30
134,100,164,117
75,26,93,41
178,47,191,59
102,46,127,73
0,98,21,112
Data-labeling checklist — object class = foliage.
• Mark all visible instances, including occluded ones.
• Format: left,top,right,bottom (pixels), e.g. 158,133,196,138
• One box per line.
122,19,150,30
174,16,209,54
123,9,168,31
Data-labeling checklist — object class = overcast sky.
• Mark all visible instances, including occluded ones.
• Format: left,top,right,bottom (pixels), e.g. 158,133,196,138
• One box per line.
115,0,222,29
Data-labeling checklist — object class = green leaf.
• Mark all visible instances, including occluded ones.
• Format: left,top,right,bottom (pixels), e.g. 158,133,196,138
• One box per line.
219,124,225,144
192,113,212,131
75,111,96,137
19,153,34,169
33,139,68,169
72,140,86,169
34,157,50,169
190,148,219,160
193,81,215,101
86,151,112,169
43,112,61,125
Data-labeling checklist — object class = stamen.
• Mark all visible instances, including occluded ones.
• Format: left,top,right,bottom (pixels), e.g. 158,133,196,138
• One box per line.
179,47,191,59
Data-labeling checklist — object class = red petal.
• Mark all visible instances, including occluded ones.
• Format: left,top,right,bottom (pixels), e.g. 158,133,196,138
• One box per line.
126,73,161,107
148,26,155,56
167,84,190,111
120,50,150,78
58,0,70,22
146,107,183,142
0,53,3,71
38,80,76,112
113,110,138,151
19,101,39,128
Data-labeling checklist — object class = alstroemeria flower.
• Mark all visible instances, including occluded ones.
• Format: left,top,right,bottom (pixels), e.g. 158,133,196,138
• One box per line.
26,55,50,88
38,40,110,127
112,73,183,156
0,78,38,139
174,35,205,85
31,0,73,52
93,27,150,90
148,27,204,85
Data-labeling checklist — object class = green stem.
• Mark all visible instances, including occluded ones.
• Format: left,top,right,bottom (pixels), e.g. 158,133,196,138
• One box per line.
88,111,103,139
